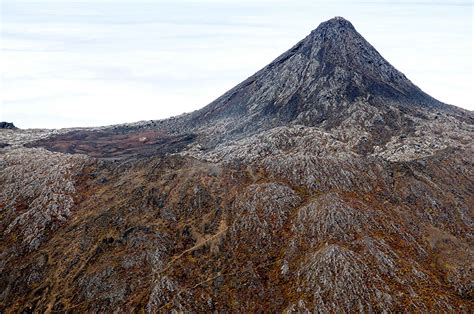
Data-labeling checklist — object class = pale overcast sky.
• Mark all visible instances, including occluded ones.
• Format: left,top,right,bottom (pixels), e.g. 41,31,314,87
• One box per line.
1,0,472,129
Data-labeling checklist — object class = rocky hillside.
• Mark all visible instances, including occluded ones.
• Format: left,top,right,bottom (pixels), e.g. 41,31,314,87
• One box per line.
1,17,473,312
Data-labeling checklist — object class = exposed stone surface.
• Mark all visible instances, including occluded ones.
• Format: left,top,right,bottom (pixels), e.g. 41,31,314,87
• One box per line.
0,122,16,129
0,17,473,312
1,147,89,251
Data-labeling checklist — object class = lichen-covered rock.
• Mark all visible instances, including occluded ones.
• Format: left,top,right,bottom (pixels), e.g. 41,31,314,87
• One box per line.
0,147,89,251
229,183,301,251
297,244,394,312
291,193,380,245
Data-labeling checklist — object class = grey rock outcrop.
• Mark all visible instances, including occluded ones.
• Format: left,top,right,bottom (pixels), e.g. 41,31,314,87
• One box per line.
0,122,16,129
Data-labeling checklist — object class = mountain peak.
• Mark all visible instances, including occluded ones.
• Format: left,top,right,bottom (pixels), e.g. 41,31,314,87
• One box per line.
313,16,356,34
179,16,453,147
269,16,406,88
305,17,393,71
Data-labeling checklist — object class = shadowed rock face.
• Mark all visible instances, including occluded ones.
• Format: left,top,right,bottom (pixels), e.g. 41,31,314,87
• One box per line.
0,122,16,129
1,17,473,312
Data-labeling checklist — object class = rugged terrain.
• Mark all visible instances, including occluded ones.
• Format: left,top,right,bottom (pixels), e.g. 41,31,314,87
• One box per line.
1,17,473,312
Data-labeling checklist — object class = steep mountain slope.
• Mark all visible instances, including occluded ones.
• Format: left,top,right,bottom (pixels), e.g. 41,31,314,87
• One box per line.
1,17,473,312
186,17,451,137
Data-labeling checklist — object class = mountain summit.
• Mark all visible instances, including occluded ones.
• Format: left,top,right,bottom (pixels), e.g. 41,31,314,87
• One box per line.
174,16,465,149
1,17,473,312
